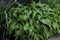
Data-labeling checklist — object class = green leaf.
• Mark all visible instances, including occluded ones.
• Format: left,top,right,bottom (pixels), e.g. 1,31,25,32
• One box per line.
24,23,29,30
9,22,19,30
41,19,51,26
52,22,59,30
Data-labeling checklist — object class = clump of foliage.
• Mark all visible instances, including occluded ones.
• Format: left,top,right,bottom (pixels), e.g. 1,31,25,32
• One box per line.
41,0,60,10
0,0,16,39
0,0,60,40
6,2,60,40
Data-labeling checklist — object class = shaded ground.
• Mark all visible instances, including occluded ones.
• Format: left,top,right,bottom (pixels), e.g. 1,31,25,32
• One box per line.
48,35,60,40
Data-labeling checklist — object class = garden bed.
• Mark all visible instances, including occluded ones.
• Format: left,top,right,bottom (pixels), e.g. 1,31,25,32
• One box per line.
0,0,60,40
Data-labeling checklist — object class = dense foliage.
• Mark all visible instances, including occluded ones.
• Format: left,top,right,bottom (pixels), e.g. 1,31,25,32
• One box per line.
0,0,60,40
7,2,60,40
